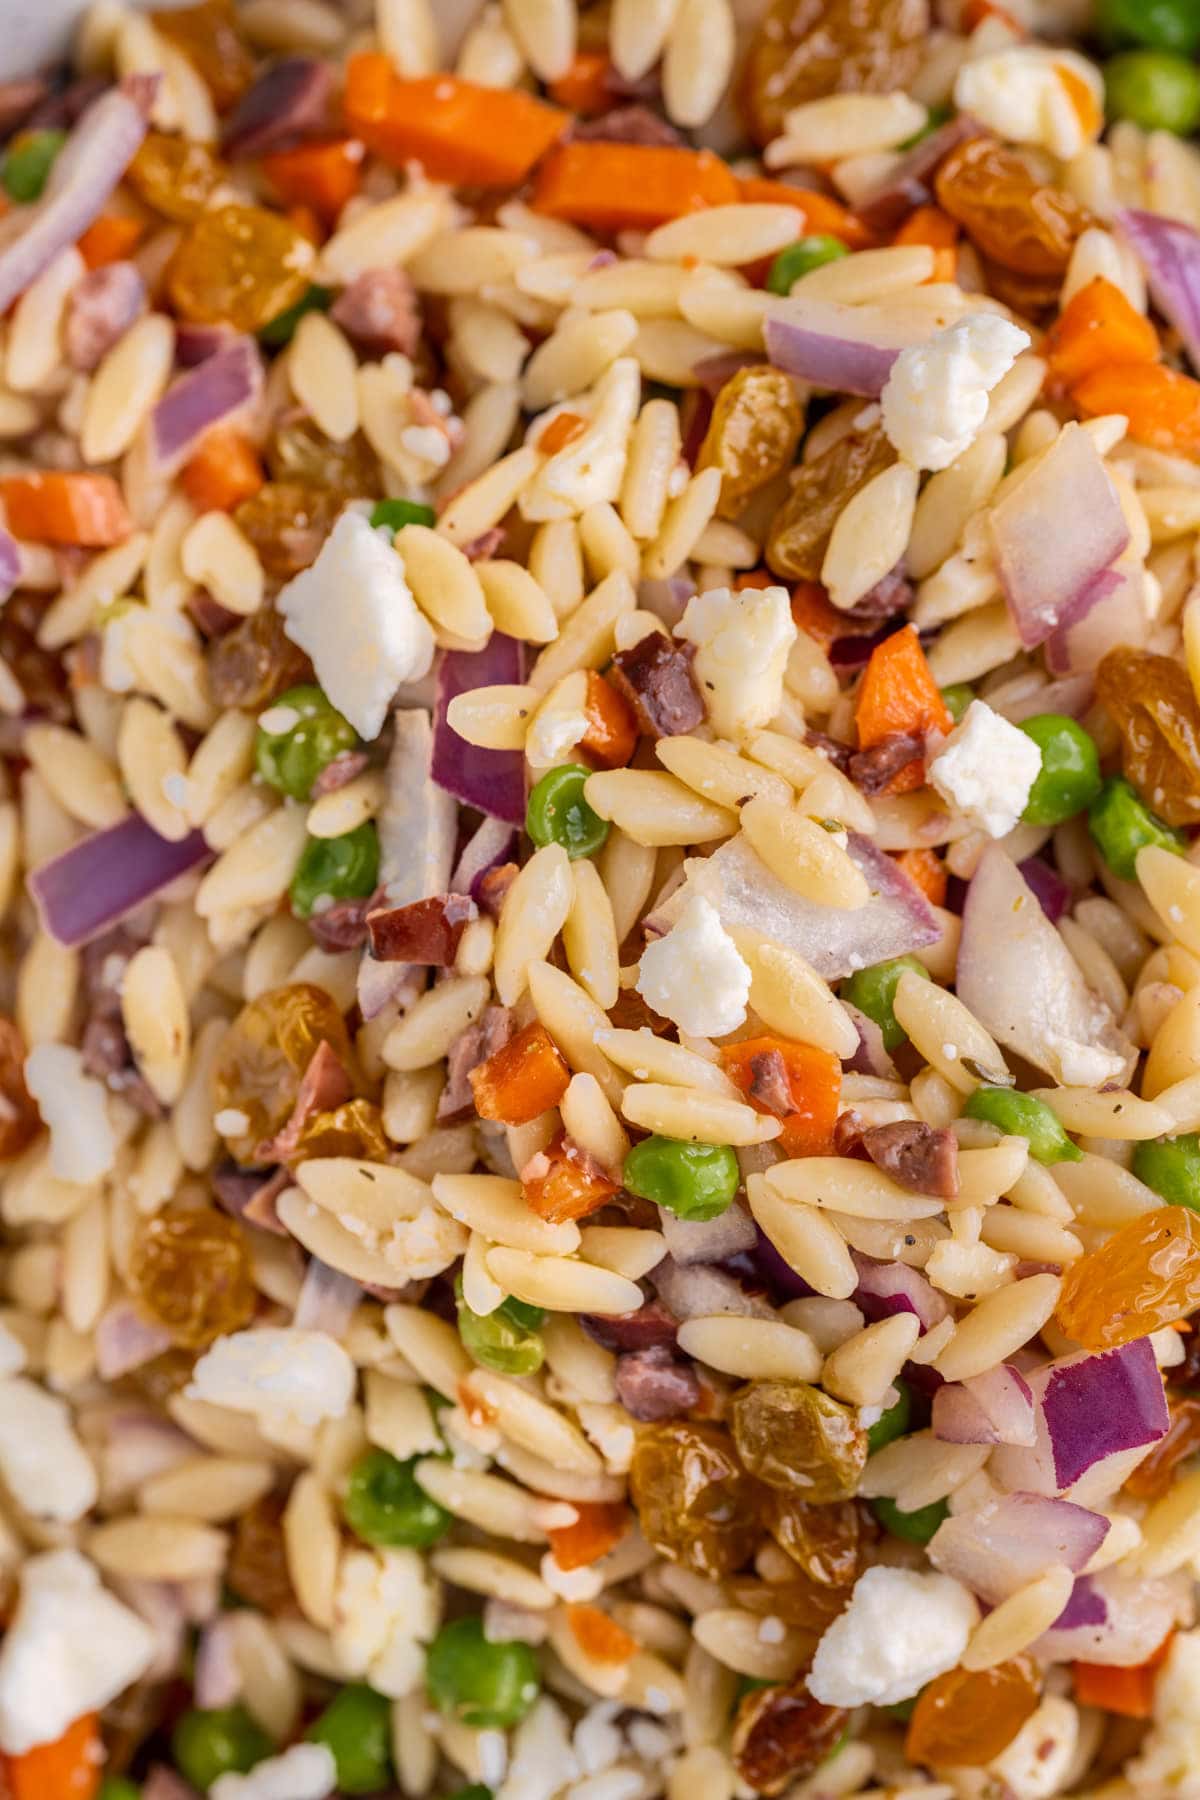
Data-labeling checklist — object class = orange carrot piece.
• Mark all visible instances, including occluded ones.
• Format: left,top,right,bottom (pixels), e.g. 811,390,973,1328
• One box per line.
735,178,877,249
261,136,365,224
547,1501,629,1570
549,50,613,115
470,1021,571,1126
893,847,948,908
537,410,587,454
0,472,131,547
855,624,953,795
181,426,265,513
580,671,638,770
566,1603,638,1665
1073,1634,1173,1720
344,54,568,187
720,1036,842,1157
788,579,845,653
1044,277,1160,391
895,205,959,282
1073,361,1200,456
2,1713,101,1800
77,212,144,269
533,141,740,232
522,1132,618,1224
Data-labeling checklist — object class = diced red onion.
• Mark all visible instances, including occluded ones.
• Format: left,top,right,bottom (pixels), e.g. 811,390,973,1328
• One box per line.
854,116,978,232
842,1002,900,1079
294,1257,363,1335
102,1411,195,1495
149,337,263,475
29,814,209,948
120,1578,189,1684
991,1337,1169,1501
658,1202,758,1267
765,297,926,397
378,708,458,904
175,322,237,366
1017,855,1072,924
989,673,1094,725
753,1224,815,1300
357,957,424,1022
957,846,1135,1088
220,57,333,159
1044,559,1149,676
452,815,517,899
653,1256,774,1321
637,575,693,628
0,528,18,605
0,77,155,315
1034,1567,1189,1667
854,1254,949,1333
95,1302,173,1381
433,634,527,826
932,1364,1035,1447
1118,208,1200,377
928,1491,1110,1604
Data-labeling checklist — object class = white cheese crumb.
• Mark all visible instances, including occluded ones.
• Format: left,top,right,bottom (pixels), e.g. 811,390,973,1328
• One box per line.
928,698,1042,838
955,48,1103,161
808,1566,978,1707
212,1743,338,1800
0,1550,155,1754
636,894,751,1039
676,583,797,741
332,1545,440,1698
23,1044,115,1185
0,1378,97,1522
541,1552,604,1602
278,510,435,740
881,314,1031,471
161,771,190,810
186,1328,355,1428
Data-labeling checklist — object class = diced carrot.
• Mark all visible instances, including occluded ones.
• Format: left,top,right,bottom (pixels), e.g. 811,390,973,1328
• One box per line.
1044,277,1160,391
720,1036,841,1157
566,1603,638,1665
895,206,959,282
788,579,844,653
854,624,953,795
1073,1633,1173,1720
1073,361,1200,456
537,410,587,455
549,50,613,115
522,1132,618,1224
344,54,568,188
547,1501,629,1570
77,212,144,269
287,202,323,245
261,136,365,225
181,426,265,513
892,847,947,908
470,1021,571,1126
735,178,877,250
580,671,638,770
534,141,740,233
0,472,131,547
2,1712,101,1800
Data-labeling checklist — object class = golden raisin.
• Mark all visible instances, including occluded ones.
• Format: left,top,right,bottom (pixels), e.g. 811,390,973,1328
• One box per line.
228,1492,296,1614
267,420,381,499
0,1017,43,1160
726,1573,847,1634
167,205,315,331
151,0,255,110
761,1492,871,1589
629,1421,760,1578
1124,1394,1200,1501
732,1674,849,1794
233,482,346,580
906,1659,1040,1768
127,131,224,222
207,603,311,710
699,366,804,519
1057,1206,1200,1351
288,1098,390,1164
130,1205,256,1349
935,137,1090,279
766,422,895,582
1097,647,1200,828
212,982,354,1162
741,0,929,147
731,1381,867,1503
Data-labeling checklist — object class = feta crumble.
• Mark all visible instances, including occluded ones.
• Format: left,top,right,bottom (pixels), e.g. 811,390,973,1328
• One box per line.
0,1377,97,1522
956,48,1103,162
928,699,1042,838
332,1546,440,1698
212,1743,338,1800
676,584,796,741
636,894,751,1039
0,1550,155,1754
23,1044,115,1185
881,314,1031,472
186,1328,356,1428
277,510,435,741
807,1566,978,1707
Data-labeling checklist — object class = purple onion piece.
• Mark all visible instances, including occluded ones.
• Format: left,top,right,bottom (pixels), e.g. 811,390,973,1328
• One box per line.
29,815,209,948
854,115,978,233
149,336,263,474
433,635,527,826
221,57,333,159
854,1253,949,1333
1018,855,1072,924
1118,208,1200,377
927,1490,1110,1604
452,814,517,898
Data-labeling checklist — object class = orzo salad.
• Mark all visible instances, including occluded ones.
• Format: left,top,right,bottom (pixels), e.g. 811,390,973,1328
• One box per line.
6,0,1200,1795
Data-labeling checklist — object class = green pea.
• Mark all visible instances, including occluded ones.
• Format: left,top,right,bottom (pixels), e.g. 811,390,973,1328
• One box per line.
290,821,380,918
840,954,931,1053
171,1706,272,1789
370,497,437,535
939,683,974,724
343,1446,452,1548
258,283,333,347
766,236,849,296
871,1495,949,1545
1105,49,1200,134
623,1134,739,1220
426,1616,541,1729
99,1780,142,1800
1018,714,1101,827
457,1277,546,1376
1088,775,1186,882
255,682,359,800
867,1379,912,1454
307,1683,394,1794
1096,0,1200,55
2,129,67,203
963,1085,1081,1164
1133,1134,1200,1210
526,763,609,860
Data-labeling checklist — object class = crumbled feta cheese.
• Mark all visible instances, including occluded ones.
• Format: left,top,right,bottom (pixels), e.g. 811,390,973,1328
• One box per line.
23,1044,115,1185
576,1401,635,1473
521,359,641,523
332,1546,441,1698
676,584,796,740
808,1566,978,1707
186,1328,355,1428
1047,1033,1128,1088
385,1205,469,1279
212,1743,338,1800
277,510,435,741
989,1695,1080,1799
928,699,1042,838
881,314,1031,471
1128,1629,1200,1797
636,894,751,1039
0,1377,97,1522
541,1551,604,1602
956,48,1103,161
0,1550,155,1754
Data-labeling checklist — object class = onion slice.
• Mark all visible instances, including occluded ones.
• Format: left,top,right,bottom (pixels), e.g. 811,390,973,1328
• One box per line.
433,634,527,826
1044,559,1149,676
149,337,263,475
932,1364,1036,1446
451,815,516,899
1118,208,1200,377
928,1490,1109,1604
29,814,209,948
658,1202,757,1268
765,296,926,397
991,1337,1168,1502
855,1255,949,1333
1034,1567,1190,1668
